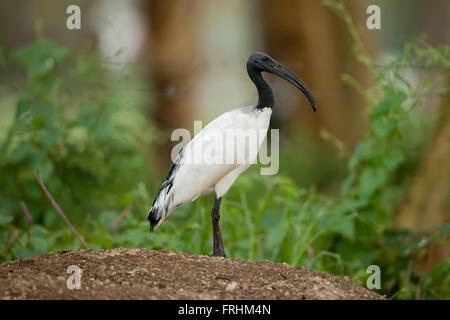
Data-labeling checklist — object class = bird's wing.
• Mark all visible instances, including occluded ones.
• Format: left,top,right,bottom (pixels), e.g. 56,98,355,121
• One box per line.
149,106,272,228
173,106,272,197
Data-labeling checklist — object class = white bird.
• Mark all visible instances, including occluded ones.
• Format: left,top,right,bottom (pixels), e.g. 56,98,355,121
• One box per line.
148,52,316,257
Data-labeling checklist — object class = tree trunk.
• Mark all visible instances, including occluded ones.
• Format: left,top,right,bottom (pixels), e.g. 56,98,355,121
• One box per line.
144,0,206,165
261,0,374,146
395,79,450,273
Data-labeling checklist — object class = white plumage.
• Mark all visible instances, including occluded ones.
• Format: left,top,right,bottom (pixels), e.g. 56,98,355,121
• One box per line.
149,106,272,228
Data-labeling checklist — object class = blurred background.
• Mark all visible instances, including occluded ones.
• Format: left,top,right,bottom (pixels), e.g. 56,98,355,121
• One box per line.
0,0,449,299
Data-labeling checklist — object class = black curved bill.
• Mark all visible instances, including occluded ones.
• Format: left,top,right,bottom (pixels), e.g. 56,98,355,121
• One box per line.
269,62,316,112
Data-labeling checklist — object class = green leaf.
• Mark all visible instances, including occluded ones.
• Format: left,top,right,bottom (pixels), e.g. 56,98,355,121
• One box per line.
383,150,404,169
12,40,68,80
359,167,387,197
330,219,355,240
370,101,389,119
355,142,376,162
278,177,300,199
373,118,396,138
386,87,407,110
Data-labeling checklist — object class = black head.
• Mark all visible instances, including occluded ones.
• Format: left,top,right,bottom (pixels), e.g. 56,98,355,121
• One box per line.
247,52,275,72
247,52,316,112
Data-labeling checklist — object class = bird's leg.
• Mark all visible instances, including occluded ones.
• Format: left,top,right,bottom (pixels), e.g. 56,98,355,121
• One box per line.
211,197,226,257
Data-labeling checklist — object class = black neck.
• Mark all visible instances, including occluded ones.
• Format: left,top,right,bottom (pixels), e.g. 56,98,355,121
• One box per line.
247,65,274,110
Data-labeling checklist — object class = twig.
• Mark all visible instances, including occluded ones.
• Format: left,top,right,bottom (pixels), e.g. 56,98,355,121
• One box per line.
112,197,136,233
20,201,32,245
36,168,88,249
2,230,19,255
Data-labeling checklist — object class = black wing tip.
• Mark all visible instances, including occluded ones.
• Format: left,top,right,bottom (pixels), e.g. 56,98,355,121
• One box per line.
147,209,160,233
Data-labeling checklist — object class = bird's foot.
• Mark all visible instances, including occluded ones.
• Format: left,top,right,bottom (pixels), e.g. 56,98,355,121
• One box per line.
209,252,227,258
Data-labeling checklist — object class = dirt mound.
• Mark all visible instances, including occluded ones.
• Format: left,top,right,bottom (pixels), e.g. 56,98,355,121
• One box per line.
0,248,382,300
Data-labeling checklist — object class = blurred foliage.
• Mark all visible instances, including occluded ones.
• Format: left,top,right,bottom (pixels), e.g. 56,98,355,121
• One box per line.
1,1,449,300
0,38,158,257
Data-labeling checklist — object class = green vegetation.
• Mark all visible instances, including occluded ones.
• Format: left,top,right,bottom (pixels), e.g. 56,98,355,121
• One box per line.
0,2,449,300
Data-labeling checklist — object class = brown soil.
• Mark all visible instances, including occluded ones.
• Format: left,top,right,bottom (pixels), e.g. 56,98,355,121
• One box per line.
0,248,383,300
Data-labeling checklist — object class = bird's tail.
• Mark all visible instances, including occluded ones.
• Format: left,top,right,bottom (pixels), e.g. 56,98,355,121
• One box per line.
147,180,175,232
147,206,160,232
148,149,183,232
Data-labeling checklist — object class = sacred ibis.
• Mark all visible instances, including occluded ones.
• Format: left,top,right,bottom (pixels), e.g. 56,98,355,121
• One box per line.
148,52,316,257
